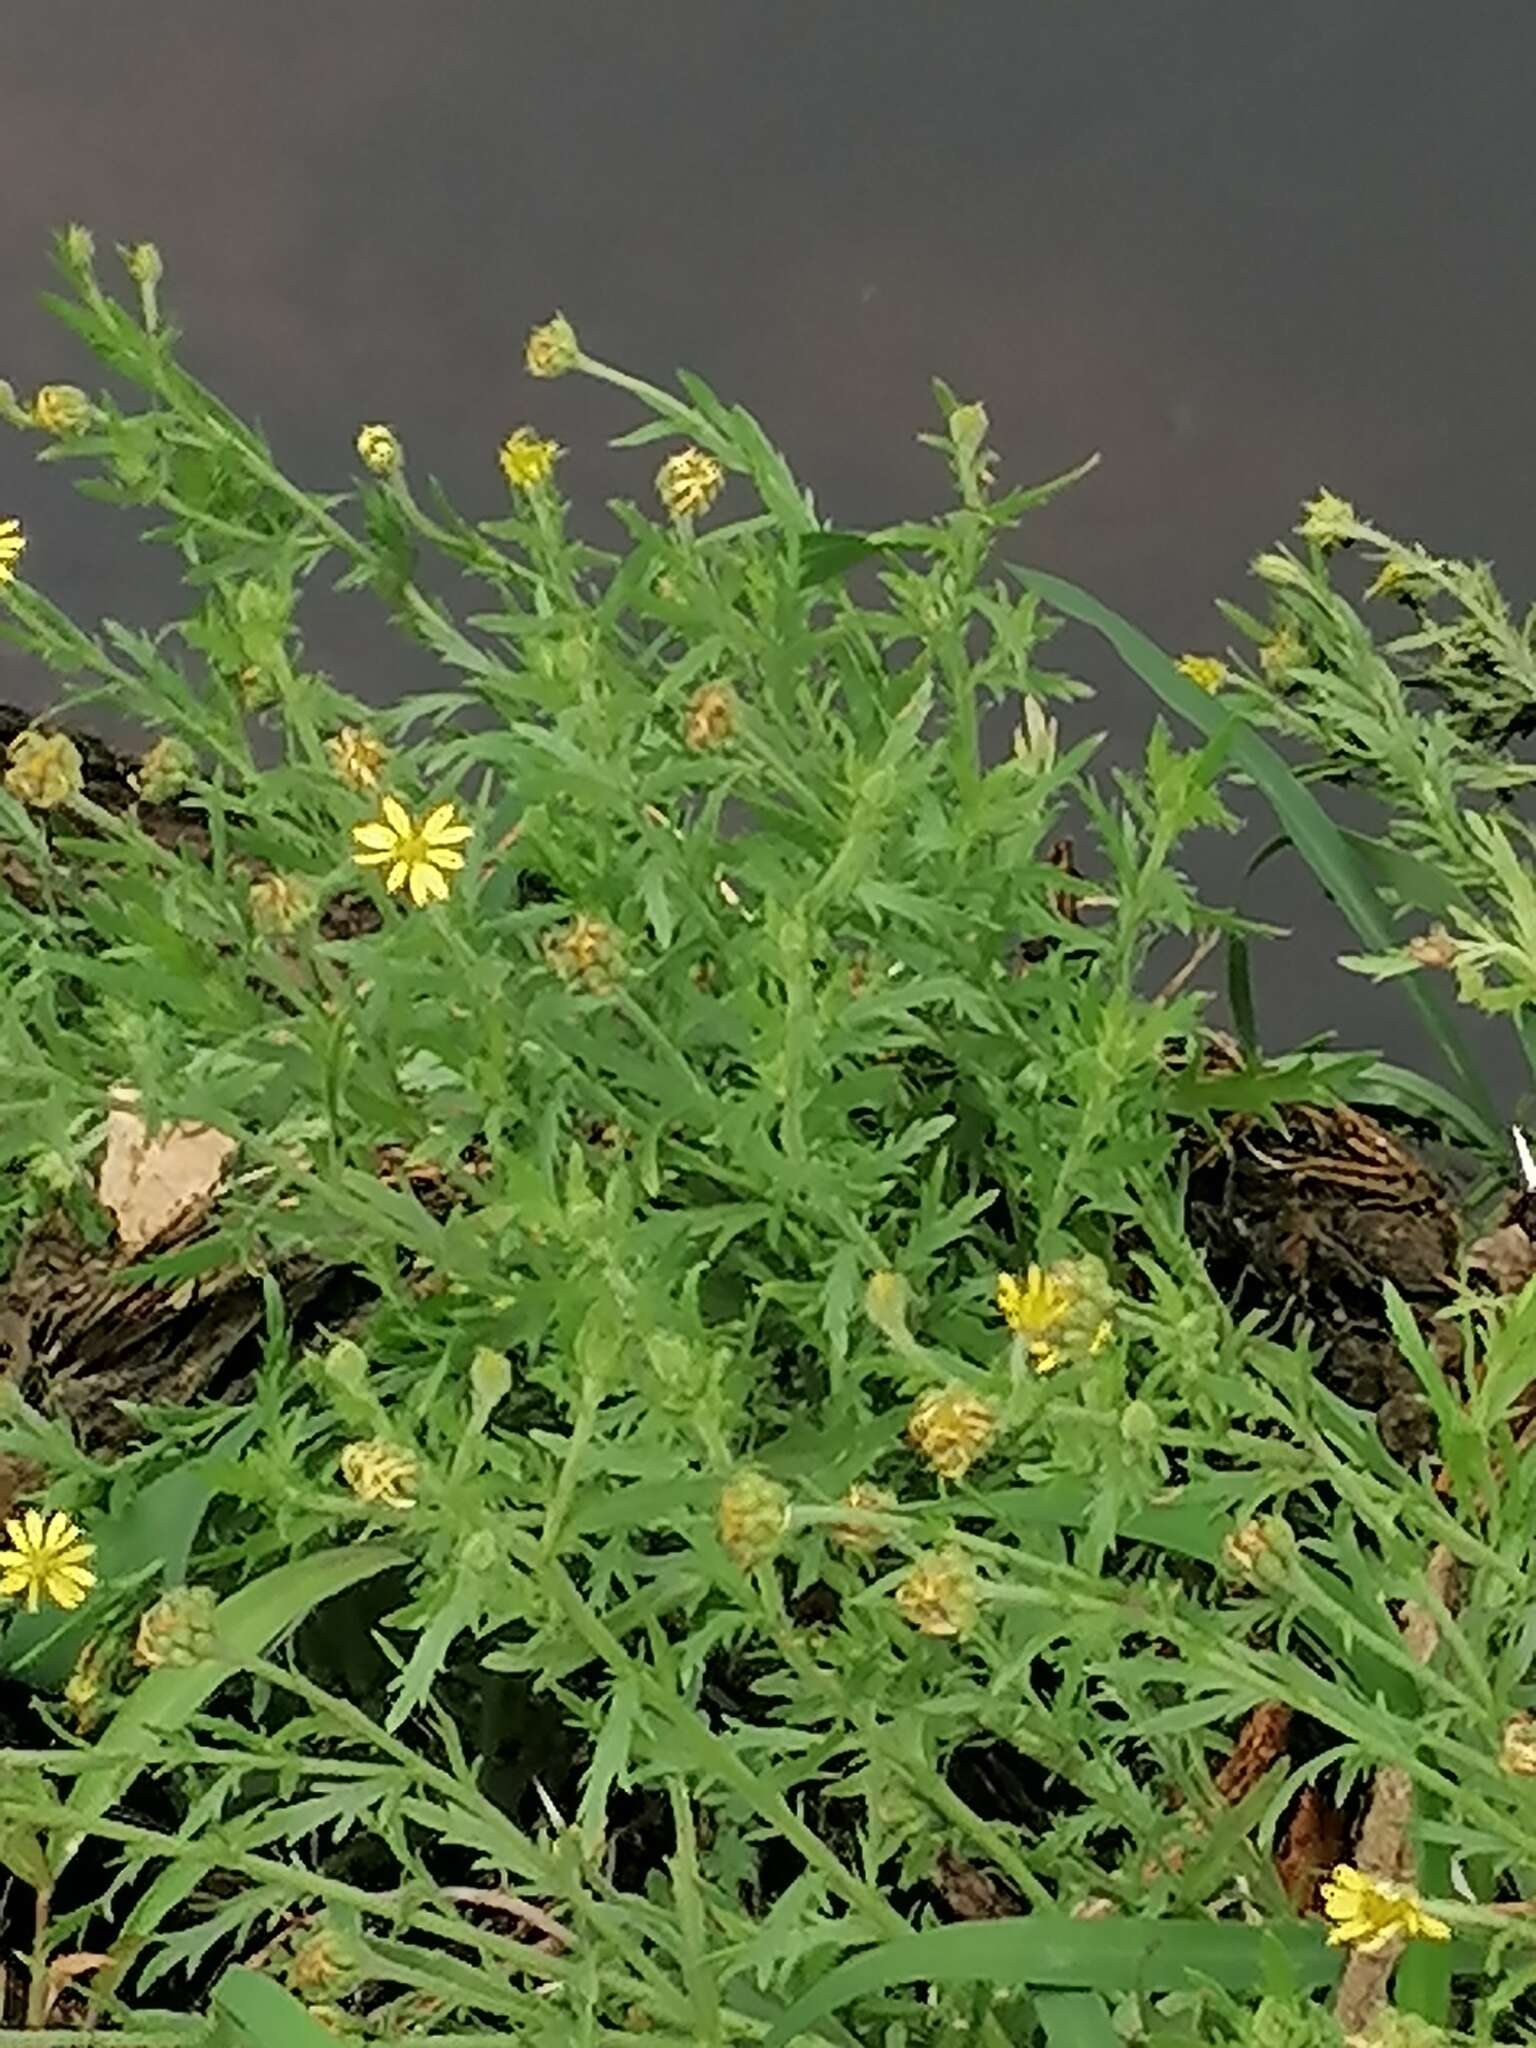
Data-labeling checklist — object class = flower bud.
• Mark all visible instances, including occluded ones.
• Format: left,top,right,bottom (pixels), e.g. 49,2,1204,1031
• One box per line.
134,1584,219,1669
248,872,317,937
828,1482,896,1556
355,423,401,476
717,1469,790,1569
31,384,92,435
134,735,195,802
895,1548,979,1638
122,242,163,287
340,1439,419,1510
525,313,579,378
5,730,83,811
1500,1711,1536,1777
656,446,725,521
906,1385,999,1482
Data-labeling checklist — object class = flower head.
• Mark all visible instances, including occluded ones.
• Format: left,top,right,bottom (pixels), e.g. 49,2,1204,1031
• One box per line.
996,1254,1115,1374
0,518,28,585
134,1584,219,1669
1221,1515,1291,1587
134,735,195,802
5,730,83,812
326,724,389,794
248,872,317,936
543,913,624,994
895,1549,979,1639
718,1470,790,1569
656,446,725,521
525,313,579,378
1319,1864,1449,1952
498,426,561,491
907,1385,999,1481
0,1509,96,1613
683,681,736,752
122,242,163,287
351,795,473,906
1406,924,1459,971
1500,1712,1536,1777
31,383,92,435
1175,654,1226,694
1297,488,1359,551
1365,558,1412,602
290,1928,357,1997
340,1439,420,1510
828,1482,897,1557
1257,624,1304,679
355,424,401,477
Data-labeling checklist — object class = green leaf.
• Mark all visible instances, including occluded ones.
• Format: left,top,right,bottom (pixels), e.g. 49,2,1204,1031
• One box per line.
1009,563,1499,1136
761,1919,1339,2048
798,532,900,589
1035,1991,1120,2048
210,1967,345,2048
57,1543,406,1865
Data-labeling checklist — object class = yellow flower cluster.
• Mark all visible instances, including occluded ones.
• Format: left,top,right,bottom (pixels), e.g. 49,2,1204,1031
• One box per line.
1175,654,1226,694
0,517,23,584
906,1384,998,1481
4,729,83,811
326,725,389,794
340,1439,420,1509
355,423,401,476
499,427,561,491
1319,1864,1449,1951
995,1254,1114,1374
683,682,736,752
656,446,725,521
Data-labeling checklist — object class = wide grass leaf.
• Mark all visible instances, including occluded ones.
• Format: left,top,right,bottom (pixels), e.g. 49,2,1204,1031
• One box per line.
761,1918,1338,2047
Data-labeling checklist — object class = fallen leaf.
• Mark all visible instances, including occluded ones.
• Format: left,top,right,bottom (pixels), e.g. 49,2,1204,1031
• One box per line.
96,1087,237,1254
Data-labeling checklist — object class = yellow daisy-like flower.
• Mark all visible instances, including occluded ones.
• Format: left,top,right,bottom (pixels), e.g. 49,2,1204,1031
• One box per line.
1175,654,1226,693
907,1385,999,1482
656,446,725,521
351,794,473,907
325,724,389,794
996,1263,1072,1373
0,1509,97,1613
525,313,579,378
340,1439,419,1510
31,383,92,435
1319,1864,1450,1953
498,427,561,491
5,729,83,811
0,518,25,585
355,423,401,477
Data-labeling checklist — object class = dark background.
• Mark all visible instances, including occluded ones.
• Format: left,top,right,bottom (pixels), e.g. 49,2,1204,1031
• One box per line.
2,2,1532,1109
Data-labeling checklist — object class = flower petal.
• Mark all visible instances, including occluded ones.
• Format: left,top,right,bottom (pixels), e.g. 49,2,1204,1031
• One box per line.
385,860,409,894
352,846,393,867
352,821,399,851
381,796,413,836
419,803,460,839
425,847,466,872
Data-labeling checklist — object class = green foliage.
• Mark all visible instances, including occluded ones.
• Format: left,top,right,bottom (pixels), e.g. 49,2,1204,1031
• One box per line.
0,230,1530,2044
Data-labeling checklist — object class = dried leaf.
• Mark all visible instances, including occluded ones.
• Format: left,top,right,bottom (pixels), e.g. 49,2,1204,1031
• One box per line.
96,1087,236,1254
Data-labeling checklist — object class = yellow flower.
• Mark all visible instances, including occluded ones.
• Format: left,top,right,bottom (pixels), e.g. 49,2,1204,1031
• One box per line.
1175,654,1226,693
0,1509,96,1613
895,1549,979,1639
31,383,92,435
134,735,195,802
5,730,83,811
525,313,579,378
828,1482,896,1557
351,794,473,907
133,1584,219,1669
355,423,401,476
340,1439,419,1509
248,872,317,936
325,724,389,794
1296,488,1358,550
498,426,561,491
1365,558,1410,601
996,1256,1115,1375
1500,1712,1536,1777
906,1385,999,1481
656,446,725,521
0,518,27,585
718,1470,790,1568
683,681,736,751
1319,1864,1449,1952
